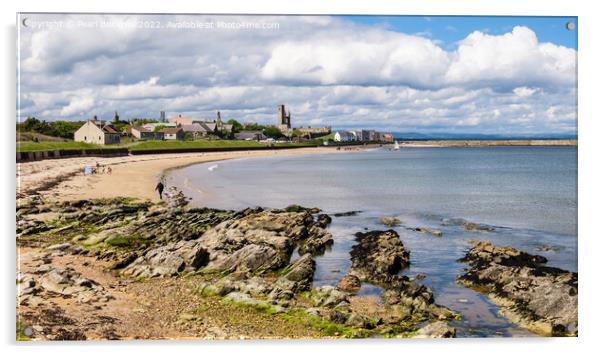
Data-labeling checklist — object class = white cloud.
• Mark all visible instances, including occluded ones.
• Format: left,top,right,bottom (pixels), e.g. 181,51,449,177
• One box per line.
261,32,450,88
513,87,539,97
445,26,576,88
60,97,95,116
17,14,577,135
261,25,575,91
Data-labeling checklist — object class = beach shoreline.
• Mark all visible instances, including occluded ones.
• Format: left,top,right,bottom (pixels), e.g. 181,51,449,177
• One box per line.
15,144,578,340
17,146,359,203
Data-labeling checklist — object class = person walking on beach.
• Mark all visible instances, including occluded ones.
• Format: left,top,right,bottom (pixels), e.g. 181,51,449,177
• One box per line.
155,181,165,200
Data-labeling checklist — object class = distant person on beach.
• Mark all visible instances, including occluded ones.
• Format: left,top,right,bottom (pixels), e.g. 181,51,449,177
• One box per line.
155,182,165,200
107,166,112,175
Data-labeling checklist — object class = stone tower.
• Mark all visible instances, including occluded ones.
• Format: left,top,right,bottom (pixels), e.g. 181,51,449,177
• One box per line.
216,111,223,129
160,111,166,122
277,104,291,131
112,111,119,123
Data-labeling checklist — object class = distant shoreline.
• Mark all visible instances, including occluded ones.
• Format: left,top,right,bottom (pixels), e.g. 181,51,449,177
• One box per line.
398,139,577,147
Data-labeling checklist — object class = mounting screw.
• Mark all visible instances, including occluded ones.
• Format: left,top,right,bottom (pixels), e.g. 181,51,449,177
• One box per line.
566,22,576,31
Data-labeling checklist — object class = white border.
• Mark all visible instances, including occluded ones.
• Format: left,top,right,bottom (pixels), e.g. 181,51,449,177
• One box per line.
3,1,601,353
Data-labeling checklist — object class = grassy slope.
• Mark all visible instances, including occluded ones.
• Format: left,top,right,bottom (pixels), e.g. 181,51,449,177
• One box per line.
17,141,104,153
17,136,321,153
314,132,335,141
17,132,68,142
128,139,265,151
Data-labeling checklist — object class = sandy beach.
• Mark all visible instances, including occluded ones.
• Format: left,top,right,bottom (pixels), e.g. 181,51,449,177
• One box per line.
16,147,344,202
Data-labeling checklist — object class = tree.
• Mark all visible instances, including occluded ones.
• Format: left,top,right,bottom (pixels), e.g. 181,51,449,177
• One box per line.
19,117,44,133
153,125,167,132
264,126,284,139
46,121,83,139
226,119,243,133
132,118,160,125
243,122,266,131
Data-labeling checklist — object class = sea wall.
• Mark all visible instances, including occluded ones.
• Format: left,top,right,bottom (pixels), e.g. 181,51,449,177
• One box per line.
128,144,317,155
16,148,130,163
401,139,577,147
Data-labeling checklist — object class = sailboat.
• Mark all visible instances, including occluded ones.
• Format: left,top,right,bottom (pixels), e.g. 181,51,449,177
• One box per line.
393,140,400,150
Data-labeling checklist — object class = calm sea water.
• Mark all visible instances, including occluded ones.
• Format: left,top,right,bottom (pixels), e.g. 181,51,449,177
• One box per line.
168,146,577,337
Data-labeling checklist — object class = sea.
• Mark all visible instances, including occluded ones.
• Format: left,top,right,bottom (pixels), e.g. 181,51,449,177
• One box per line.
167,146,578,337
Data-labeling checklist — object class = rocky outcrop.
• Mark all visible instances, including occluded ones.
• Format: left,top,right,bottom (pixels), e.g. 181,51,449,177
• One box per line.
18,197,236,248
333,211,361,217
349,229,410,283
123,240,209,277
309,285,350,308
345,229,456,324
337,274,361,293
413,227,442,237
195,209,332,273
381,276,456,321
17,195,463,338
280,254,315,291
442,218,495,232
457,241,578,336
379,217,401,227
415,321,456,338
18,267,114,307
163,186,189,208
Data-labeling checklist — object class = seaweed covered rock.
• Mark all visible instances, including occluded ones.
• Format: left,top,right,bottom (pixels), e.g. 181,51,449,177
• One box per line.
380,276,457,321
457,241,578,336
337,274,361,293
349,229,410,283
198,209,331,272
346,229,457,324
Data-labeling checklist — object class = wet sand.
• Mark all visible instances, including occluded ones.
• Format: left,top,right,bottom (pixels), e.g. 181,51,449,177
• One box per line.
17,147,343,202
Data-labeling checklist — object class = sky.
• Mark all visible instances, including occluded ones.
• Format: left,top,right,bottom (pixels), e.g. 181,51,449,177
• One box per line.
17,14,578,135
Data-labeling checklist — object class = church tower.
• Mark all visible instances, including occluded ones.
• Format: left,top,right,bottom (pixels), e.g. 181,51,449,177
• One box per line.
277,104,291,131
216,111,223,129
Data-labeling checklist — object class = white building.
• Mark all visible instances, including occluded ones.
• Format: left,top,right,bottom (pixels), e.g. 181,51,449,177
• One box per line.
74,118,120,145
334,131,356,142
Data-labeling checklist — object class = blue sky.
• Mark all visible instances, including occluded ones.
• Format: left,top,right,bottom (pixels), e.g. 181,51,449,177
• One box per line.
18,14,578,135
342,16,577,49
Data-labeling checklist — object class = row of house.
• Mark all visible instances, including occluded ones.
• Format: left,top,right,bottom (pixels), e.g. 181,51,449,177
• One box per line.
170,112,233,139
334,130,394,143
122,112,233,142
129,125,185,140
74,115,189,145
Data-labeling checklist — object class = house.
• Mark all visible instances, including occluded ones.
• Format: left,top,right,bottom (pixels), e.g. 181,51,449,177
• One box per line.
234,130,266,141
74,117,121,145
141,122,177,131
181,124,207,139
169,114,196,126
382,133,394,142
181,123,215,138
131,126,164,140
160,127,184,140
353,130,370,142
169,112,235,138
334,131,356,142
